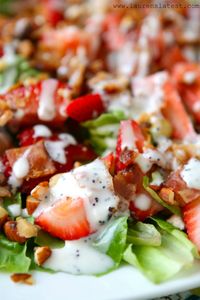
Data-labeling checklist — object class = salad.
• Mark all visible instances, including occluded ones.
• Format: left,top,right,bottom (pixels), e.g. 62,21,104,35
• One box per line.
0,0,200,285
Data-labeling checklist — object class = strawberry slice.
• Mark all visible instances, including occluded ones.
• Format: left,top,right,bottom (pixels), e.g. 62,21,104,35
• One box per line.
66,94,105,122
0,79,70,127
162,82,196,140
116,120,145,171
183,199,200,251
35,197,91,240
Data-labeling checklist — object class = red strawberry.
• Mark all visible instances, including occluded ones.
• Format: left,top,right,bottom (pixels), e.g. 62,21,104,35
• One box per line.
35,197,91,240
162,82,196,140
183,199,200,251
0,79,70,127
66,94,105,122
116,120,145,171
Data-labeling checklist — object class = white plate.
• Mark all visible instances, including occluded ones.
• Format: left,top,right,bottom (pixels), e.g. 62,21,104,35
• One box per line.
1,262,200,300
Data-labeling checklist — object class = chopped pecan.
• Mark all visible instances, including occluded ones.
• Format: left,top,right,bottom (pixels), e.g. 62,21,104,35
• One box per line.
4,221,27,243
11,273,34,285
31,181,49,201
34,246,52,266
0,206,8,228
26,195,40,215
16,217,38,238
159,187,177,205
0,186,11,197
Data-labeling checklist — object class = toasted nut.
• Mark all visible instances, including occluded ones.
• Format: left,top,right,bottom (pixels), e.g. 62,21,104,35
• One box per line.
159,188,177,205
31,181,49,200
4,221,27,243
16,217,38,238
11,273,34,285
0,206,8,228
26,195,40,215
34,246,52,266
0,186,11,197
73,161,81,168
0,110,13,126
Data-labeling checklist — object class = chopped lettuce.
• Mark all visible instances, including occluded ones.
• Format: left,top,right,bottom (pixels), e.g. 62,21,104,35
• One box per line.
82,111,126,155
143,176,181,216
127,222,161,246
35,230,65,249
0,48,41,94
0,234,31,273
123,218,198,283
93,217,128,264
3,193,22,218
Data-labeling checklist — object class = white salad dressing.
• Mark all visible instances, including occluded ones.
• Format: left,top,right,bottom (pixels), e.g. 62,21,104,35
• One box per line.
7,204,21,217
44,238,114,275
135,154,152,173
134,194,151,211
131,72,168,120
44,134,76,164
180,158,200,190
0,161,5,173
33,125,52,138
135,148,167,173
33,159,119,231
167,215,185,230
8,149,30,188
183,71,197,84
121,121,136,151
37,79,58,121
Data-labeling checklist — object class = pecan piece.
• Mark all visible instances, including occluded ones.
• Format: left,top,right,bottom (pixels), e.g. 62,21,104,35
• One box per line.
26,195,40,215
4,221,27,243
0,206,8,229
11,273,34,285
34,246,52,266
16,217,38,238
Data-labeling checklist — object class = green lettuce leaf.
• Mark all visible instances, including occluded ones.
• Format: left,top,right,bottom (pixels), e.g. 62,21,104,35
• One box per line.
0,50,41,94
35,230,65,249
0,234,31,273
123,218,198,283
3,193,22,218
93,217,128,264
143,176,181,216
82,111,126,155
127,222,161,246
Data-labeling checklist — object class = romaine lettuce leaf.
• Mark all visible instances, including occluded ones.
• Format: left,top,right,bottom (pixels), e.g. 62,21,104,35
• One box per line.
127,222,161,246
82,111,126,155
93,216,128,264
123,218,198,283
0,50,41,94
3,193,22,218
143,176,181,216
0,234,31,273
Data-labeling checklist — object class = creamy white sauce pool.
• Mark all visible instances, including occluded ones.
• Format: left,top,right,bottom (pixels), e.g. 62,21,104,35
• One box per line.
44,238,114,275
180,158,200,190
37,79,58,121
33,159,119,231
